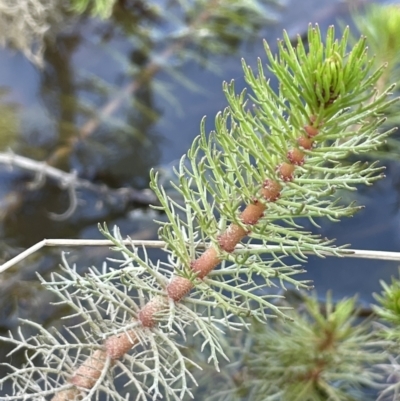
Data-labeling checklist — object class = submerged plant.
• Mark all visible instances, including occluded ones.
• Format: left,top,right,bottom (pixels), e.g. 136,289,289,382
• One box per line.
0,0,64,66
370,273,400,400
350,3,400,159
0,25,398,400
70,0,117,18
240,293,383,401
374,275,400,330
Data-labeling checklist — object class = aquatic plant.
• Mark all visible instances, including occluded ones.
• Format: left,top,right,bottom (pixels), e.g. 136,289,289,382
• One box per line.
371,273,400,401
0,24,398,401
70,0,117,18
236,293,383,401
0,0,63,66
350,3,400,159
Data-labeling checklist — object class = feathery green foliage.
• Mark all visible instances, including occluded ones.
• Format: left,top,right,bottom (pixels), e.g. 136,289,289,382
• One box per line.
0,25,398,401
374,275,400,328
150,24,394,314
241,293,383,401
70,0,116,18
352,4,400,85
350,4,400,159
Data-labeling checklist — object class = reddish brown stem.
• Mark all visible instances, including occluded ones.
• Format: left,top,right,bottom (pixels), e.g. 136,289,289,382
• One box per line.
69,349,108,389
53,119,320,400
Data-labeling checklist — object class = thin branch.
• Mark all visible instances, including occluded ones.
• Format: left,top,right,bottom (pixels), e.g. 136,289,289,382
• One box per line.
1,239,400,273
0,150,157,206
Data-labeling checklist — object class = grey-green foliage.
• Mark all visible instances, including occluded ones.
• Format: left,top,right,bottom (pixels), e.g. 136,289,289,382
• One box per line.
2,252,201,401
0,0,279,67
0,0,64,66
0,0,115,66
0,25,398,401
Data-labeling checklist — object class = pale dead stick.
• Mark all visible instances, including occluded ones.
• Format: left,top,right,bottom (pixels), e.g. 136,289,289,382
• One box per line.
1,239,400,273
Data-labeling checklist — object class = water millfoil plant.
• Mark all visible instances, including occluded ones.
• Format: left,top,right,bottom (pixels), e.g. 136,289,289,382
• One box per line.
229,293,384,401
0,24,398,401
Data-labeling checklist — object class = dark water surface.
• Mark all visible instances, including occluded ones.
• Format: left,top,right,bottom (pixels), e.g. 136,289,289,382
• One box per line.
0,0,398,366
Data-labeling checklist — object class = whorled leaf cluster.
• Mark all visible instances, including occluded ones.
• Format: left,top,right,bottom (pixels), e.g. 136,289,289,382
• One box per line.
0,25,398,401
212,293,386,401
